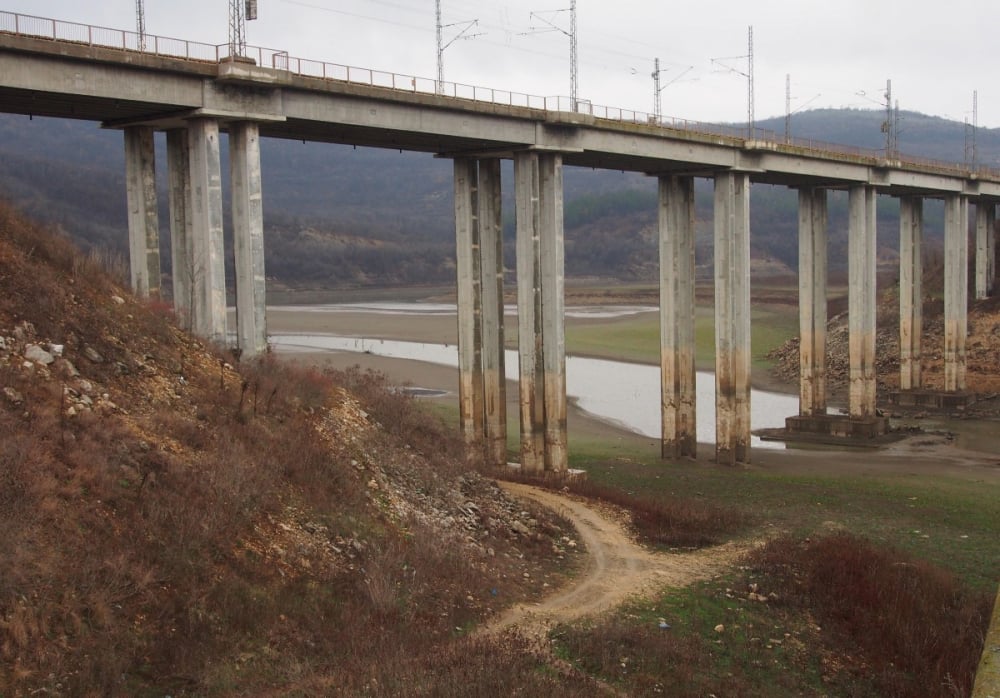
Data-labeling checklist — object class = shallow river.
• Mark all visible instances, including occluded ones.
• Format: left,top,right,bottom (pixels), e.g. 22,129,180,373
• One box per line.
269,303,800,448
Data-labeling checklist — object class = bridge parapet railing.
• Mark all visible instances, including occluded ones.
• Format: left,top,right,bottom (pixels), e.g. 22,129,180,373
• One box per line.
3,10,999,180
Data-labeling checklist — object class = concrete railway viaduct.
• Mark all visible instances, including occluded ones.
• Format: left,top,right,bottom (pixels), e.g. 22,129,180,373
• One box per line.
1,11,997,470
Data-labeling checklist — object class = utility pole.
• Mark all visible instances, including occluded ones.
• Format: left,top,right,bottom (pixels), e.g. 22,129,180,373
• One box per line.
526,1,579,110
710,26,754,137
136,0,146,51
784,73,790,142
882,78,894,158
747,26,754,137
229,0,258,59
651,58,692,123
435,0,481,95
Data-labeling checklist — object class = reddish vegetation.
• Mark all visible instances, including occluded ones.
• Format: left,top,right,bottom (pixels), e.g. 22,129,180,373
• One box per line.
747,533,992,697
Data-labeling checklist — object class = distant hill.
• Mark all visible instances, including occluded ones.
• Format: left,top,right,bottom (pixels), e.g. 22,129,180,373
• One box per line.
0,108,994,288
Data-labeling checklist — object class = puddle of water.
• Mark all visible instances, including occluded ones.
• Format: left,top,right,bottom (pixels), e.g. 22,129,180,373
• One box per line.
270,333,798,449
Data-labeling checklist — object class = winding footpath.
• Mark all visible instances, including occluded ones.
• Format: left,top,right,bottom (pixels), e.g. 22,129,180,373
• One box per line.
482,481,752,639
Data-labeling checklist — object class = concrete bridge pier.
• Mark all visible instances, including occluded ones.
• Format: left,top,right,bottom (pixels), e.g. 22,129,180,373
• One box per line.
847,186,880,424
797,187,829,416
514,151,567,474
899,196,923,390
124,125,160,299
186,117,227,344
658,175,697,459
454,158,485,446
229,121,268,357
944,194,969,391
713,171,751,465
454,157,507,465
477,158,507,467
166,129,193,330
975,201,996,300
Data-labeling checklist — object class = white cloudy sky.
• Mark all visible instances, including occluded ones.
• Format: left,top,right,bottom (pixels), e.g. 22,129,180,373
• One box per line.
5,0,999,129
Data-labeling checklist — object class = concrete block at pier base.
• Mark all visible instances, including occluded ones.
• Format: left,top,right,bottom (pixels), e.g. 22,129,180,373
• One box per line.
785,414,889,439
887,390,977,410
503,463,587,481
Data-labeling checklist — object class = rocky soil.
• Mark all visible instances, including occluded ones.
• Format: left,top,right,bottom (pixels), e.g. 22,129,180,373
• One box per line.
766,296,1000,417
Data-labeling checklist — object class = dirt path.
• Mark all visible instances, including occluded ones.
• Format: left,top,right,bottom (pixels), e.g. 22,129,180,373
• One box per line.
482,481,751,639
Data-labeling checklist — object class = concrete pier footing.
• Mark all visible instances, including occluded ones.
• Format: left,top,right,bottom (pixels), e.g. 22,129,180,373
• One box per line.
713,172,751,465
229,122,268,357
124,125,160,299
658,175,697,459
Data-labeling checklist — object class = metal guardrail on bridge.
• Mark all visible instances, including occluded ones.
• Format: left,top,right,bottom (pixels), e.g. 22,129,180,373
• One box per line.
2,10,998,180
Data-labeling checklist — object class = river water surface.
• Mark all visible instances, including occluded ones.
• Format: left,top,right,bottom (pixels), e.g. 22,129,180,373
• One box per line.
269,303,800,448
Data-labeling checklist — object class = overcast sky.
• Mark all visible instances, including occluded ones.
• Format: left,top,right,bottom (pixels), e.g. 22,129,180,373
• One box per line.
5,0,999,133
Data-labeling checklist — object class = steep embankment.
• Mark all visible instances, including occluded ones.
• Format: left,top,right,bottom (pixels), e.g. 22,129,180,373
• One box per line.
0,200,598,695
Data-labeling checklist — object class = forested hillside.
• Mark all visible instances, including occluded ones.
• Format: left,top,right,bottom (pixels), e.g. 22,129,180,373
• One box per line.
0,108,994,288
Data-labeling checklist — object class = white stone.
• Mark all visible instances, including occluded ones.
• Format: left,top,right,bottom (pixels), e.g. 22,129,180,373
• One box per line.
24,344,55,365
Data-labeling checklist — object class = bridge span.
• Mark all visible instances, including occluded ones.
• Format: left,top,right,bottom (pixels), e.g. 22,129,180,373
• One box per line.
1,11,996,468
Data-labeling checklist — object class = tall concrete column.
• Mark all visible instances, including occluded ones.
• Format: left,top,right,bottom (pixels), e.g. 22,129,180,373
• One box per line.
513,151,567,473
186,118,227,344
658,175,697,459
477,158,507,466
124,125,160,299
514,152,545,472
798,187,828,415
454,158,484,444
899,196,923,390
975,201,996,300
166,129,193,329
944,194,969,391
713,171,751,465
229,122,268,357
848,185,877,417
539,153,567,472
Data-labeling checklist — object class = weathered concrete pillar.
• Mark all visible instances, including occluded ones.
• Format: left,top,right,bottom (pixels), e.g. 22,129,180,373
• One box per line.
514,152,546,472
798,187,828,416
848,185,877,417
513,152,567,473
454,158,484,444
539,153,567,472
477,158,507,466
944,194,969,391
166,129,193,329
124,125,160,299
899,196,923,390
229,122,268,357
713,171,751,465
186,118,227,344
658,175,697,459
975,201,996,300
